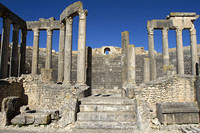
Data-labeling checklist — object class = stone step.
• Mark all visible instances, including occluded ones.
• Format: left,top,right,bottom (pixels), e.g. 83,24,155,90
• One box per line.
80,97,136,105
80,104,136,112
77,111,136,122
92,89,122,97
75,121,137,129
74,128,138,133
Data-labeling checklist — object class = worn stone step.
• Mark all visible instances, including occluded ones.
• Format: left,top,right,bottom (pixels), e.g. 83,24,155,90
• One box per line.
80,104,136,112
80,97,136,105
77,111,136,122
92,89,122,97
75,121,137,129
74,128,138,133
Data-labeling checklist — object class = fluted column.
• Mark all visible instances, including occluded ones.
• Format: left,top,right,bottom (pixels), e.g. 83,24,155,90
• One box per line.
162,27,169,67
45,28,53,69
10,24,19,77
31,28,40,75
127,45,136,84
144,58,150,83
0,18,11,79
57,23,65,83
77,9,87,86
190,26,198,75
20,29,27,75
63,17,73,85
148,27,156,80
176,27,184,74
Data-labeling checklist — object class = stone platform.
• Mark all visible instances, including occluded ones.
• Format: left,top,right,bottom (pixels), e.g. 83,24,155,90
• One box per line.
75,95,138,133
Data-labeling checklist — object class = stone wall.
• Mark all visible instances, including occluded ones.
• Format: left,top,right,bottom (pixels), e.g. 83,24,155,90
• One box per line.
25,45,200,89
135,74,196,113
0,78,27,111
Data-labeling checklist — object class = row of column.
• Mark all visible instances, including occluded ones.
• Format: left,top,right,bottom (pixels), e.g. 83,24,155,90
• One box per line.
57,9,87,86
0,17,27,79
147,26,198,81
31,27,53,75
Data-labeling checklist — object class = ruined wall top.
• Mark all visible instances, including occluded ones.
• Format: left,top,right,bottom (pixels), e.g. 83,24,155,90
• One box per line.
26,17,60,31
0,3,26,30
60,1,83,22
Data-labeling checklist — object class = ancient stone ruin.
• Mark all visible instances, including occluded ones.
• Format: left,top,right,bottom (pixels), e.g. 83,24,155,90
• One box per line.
0,1,200,133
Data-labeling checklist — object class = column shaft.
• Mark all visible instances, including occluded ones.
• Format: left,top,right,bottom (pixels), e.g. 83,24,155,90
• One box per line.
162,28,169,66
20,29,27,75
31,28,40,75
77,10,87,85
45,28,53,69
148,27,156,80
57,23,65,83
144,58,150,82
127,45,136,84
190,27,198,75
0,18,11,79
63,17,73,85
176,28,184,74
11,24,19,77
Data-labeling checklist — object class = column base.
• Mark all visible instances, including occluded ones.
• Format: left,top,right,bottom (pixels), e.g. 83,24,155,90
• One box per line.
41,68,53,83
62,81,72,87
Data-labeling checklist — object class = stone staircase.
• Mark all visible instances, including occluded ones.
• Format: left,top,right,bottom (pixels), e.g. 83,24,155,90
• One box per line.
75,94,138,133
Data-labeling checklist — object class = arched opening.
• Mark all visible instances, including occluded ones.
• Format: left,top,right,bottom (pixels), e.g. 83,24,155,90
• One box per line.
104,47,110,55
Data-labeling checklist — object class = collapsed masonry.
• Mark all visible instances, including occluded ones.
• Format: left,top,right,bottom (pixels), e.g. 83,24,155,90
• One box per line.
0,1,200,133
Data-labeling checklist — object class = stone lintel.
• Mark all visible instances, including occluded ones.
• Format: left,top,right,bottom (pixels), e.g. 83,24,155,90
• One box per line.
26,20,60,30
169,12,197,17
60,1,83,22
0,3,26,29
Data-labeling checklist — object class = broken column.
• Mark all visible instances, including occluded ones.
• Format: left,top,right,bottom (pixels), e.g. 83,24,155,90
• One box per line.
144,58,150,83
162,27,169,67
147,27,156,80
190,26,198,75
57,23,65,83
10,24,19,77
176,27,184,74
121,31,129,87
127,45,136,85
0,18,11,79
20,29,27,75
31,28,40,75
77,9,87,86
63,17,73,85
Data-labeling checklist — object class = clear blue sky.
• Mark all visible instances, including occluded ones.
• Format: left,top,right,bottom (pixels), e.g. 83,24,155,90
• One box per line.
1,0,200,53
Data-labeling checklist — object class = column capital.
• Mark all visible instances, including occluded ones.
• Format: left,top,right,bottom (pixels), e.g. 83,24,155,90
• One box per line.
46,28,53,36
175,27,183,33
190,26,196,35
65,17,73,25
60,22,65,30
78,9,88,20
147,27,154,35
162,27,169,32
33,28,40,36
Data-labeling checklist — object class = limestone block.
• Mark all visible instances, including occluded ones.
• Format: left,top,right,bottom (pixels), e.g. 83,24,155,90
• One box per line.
41,68,53,83
34,113,51,125
57,98,78,127
1,96,22,126
11,114,34,125
156,102,199,124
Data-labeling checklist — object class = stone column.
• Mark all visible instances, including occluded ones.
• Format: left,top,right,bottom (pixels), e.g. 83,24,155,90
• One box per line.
127,45,136,84
57,23,65,83
20,29,27,75
162,27,169,66
190,26,198,75
144,58,150,83
176,27,184,74
10,24,19,77
31,28,40,75
0,18,11,79
45,28,53,69
77,9,87,86
147,27,156,80
63,17,73,85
